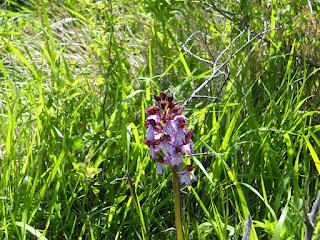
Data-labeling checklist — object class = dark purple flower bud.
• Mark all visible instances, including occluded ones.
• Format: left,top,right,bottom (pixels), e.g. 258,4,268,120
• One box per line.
168,102,175,109
167,95,173,102
154,95,161,102
160,102,166,109
144,139,159,147
161,133,171,142
185,130,193,142
145,106,160,116
145,118,162,132
187,165,194,171
164,112,175,121
174,114,187,122
172,104,183,115
174,115,187,128
159,91,167,100
144,119,155,127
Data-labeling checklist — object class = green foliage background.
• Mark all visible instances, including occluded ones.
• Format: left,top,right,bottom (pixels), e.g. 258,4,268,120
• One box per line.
0,0,319,239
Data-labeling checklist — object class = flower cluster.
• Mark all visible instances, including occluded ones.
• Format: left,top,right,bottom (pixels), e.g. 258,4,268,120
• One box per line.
144,92,197,186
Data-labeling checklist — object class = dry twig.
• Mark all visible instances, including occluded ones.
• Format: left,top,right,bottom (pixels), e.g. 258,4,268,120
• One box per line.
304,190,320,240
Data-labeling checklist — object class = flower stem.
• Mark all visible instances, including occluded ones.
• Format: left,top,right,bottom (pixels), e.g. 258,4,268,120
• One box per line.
173,172,183,240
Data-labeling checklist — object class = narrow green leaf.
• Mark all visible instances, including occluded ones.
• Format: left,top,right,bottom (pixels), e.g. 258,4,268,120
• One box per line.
304,135,320,173
15,222,48,240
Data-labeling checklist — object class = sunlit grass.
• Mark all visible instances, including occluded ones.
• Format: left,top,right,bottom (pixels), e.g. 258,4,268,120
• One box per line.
0,0,319,239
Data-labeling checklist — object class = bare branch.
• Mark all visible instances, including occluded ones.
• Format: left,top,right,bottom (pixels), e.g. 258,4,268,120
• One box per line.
186,151,225,158
180,43,213,65
204,2,234,21
191,95,219,100
180,31,201,49
242,213,252,240
304,190,320,240
204,1,320,69
183,71,223,107
310,190,320,225
183,28,274,107
214,29,246,66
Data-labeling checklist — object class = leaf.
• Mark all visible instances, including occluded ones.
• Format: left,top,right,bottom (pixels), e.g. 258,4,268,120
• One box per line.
304,135,320,173
123,90,145,101
273,188,291,240
15,222,48,240
241,183,277,220
4,41,38,79
192,156,214,185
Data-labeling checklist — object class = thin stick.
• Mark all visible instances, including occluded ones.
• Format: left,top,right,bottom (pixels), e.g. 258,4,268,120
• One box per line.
242,213,252,240
304,190,320,240
204,1,320,68
183,28,274,107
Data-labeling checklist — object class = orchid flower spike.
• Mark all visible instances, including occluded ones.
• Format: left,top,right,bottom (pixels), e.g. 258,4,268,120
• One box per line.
144,92,196,186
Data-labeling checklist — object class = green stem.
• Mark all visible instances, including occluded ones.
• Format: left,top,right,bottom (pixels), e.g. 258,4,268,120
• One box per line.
173,172,183,240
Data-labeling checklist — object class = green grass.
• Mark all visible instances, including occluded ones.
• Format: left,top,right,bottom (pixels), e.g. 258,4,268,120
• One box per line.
0,0,320,239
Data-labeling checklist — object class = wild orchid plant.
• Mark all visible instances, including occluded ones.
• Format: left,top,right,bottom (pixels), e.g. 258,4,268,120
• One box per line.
144,92,196,239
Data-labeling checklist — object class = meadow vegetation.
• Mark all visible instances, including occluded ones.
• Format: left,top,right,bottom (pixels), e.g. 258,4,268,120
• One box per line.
0,0,319,239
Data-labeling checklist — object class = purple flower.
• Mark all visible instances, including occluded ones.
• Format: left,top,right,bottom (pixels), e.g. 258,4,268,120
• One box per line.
177,165,197,186
163,120,176,134
178,171,192,186
146,125,155,141
156,162,166,176
161,142,175,156
147,114,161,123
150,146,157,159
144,92,196,185
172,129,185,146
164,153,183,167
181,141,193,155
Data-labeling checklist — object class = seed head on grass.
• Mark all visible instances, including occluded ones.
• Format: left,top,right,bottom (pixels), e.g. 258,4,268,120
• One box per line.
144,92,196,185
